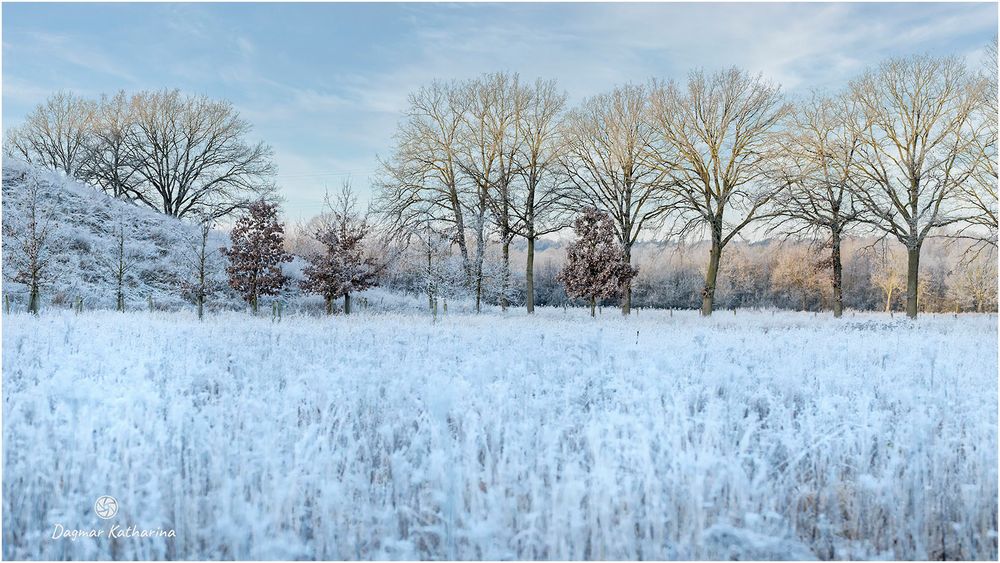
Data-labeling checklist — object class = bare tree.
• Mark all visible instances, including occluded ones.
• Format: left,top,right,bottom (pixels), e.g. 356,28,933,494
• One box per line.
378,81,472,281
106,210,139,312
870,244,905,313
510,79,569,314
768,93,864,317
560,84,668,315
4,91,95,178
85,91,140,200
771,245,825,312
955,257,997,313
456,73,528,312
649,68,790,316
182,214,222,320
2,174,55,314
847,55,985,318
127,89,276,219
954,38,998,257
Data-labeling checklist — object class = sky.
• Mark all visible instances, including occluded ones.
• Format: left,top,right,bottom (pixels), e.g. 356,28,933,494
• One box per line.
3,2,997,222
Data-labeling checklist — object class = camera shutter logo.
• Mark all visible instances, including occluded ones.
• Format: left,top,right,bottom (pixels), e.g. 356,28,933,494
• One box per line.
94,496,118,519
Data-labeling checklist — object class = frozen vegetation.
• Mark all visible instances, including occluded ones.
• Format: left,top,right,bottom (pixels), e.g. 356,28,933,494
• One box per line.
1,161,240,311
3,308,997,560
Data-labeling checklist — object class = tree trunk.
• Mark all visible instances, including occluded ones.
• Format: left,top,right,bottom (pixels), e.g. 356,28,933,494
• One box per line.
427,248,434,311
475,278,482,313
622,245,632,315
325,296,333,315
885,289,893,313
448,186,471,283
905,245,920,319
590,295,596,317
500,240,510,312
250,294,258,314
344,293,352,315
116,290,125,313
196,294,204,320
831,229,844,318
701,238,722,316
526,236,535,314
28,282,40,315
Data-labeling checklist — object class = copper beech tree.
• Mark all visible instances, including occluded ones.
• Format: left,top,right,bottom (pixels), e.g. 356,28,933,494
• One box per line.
557,208,638,317
221,200,291,313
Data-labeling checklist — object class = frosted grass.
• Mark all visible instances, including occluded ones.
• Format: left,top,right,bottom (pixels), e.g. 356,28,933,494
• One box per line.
3,309,997,559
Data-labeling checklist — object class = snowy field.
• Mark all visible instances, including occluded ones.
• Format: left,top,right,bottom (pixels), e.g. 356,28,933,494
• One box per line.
3,308,997,560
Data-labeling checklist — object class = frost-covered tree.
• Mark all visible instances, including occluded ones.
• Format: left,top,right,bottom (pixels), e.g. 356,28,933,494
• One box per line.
105,210,141,312
183,215,224,320
955,258,997,313
771,245,826,312
377,81,471,280
221,200,291,313
457,73,527,313
557,208,638,316
301,185,380,315
2,174,55,314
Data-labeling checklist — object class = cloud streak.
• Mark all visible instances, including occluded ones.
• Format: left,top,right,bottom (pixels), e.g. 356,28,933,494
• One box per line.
3,3,996,221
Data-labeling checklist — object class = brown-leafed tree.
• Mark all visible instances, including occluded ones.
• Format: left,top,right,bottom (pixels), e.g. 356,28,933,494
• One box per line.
301,184,380,315
649,68,790,317
847,55,985,318
768,93,864,317
221,200,291,313
560,84,668,315
557,208,638,317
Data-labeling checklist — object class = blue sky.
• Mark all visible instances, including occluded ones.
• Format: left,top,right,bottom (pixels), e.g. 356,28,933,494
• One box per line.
3,2,996,221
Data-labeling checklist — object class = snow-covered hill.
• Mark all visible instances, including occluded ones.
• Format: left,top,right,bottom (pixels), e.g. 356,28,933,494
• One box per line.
0,162,491,316
1,161,247,312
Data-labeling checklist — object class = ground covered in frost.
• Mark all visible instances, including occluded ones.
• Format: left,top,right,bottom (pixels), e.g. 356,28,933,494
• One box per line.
3,308,997,560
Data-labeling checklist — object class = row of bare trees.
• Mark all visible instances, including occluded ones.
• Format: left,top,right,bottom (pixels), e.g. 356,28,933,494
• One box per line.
5,89,276,219
376,46,997,318
376,75,569,314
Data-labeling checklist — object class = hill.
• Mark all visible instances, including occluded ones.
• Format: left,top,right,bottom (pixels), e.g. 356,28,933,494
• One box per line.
1,160,245,313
